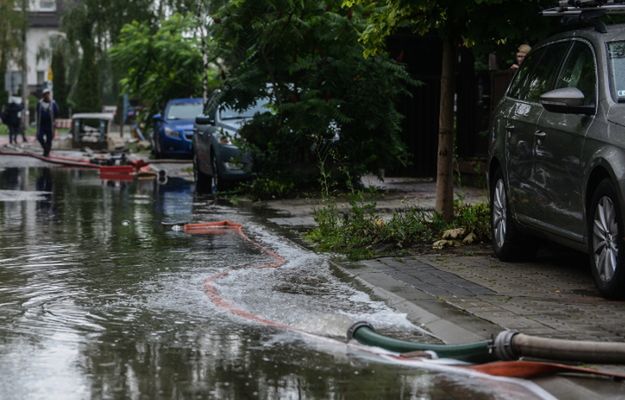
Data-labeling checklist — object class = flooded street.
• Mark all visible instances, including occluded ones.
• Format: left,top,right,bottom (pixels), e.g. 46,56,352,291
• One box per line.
0,158,550,399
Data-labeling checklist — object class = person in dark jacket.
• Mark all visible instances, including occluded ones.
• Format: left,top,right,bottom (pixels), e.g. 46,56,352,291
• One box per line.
36,88,59,157
2,98,24,145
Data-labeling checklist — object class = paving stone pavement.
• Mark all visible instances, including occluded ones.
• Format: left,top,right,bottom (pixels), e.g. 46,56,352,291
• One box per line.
258,177,625,345
343,247,625,343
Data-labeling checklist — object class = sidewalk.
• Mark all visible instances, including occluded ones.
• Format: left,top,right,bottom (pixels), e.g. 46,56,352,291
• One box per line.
259,176,625,343
257,176,625,399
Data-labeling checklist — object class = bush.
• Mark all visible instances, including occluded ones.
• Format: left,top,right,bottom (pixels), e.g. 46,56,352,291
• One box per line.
307,196,491,260
213,1,414,196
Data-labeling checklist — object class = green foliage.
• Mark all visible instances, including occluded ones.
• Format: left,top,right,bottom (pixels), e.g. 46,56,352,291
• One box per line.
110,13,216,121
61,0,167,115
72,41,101,113
345,0,556,55
212,0,413,194
50,39,70,117
307,195,491,260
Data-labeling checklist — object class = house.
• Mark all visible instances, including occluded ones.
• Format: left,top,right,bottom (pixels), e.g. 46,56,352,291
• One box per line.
4,0,65,97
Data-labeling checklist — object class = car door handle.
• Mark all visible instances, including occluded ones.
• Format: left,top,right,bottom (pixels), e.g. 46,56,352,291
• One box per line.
505,124,516,132
534,130,547,138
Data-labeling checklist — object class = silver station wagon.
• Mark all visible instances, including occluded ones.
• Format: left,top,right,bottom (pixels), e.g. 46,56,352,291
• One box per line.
488,20,625,298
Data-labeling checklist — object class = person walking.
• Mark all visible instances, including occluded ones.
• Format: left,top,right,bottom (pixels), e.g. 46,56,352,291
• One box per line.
36,88,59,157
2,98,24,145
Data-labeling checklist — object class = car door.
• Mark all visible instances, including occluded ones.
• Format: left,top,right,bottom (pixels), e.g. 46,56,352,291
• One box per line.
504,42,571,220
533,40,598,241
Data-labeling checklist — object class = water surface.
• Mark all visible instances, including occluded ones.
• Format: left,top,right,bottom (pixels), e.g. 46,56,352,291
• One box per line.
0,159,548,399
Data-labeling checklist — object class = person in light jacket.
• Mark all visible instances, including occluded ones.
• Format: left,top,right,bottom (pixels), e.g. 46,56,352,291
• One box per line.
36,88,59,157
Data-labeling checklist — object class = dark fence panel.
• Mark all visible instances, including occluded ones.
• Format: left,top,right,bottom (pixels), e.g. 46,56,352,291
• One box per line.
387,34,517,177
388,34,441,177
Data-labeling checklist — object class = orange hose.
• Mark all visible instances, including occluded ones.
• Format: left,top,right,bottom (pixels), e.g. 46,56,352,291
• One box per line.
184,221,287,329
468,360,625,380
0,149,98,168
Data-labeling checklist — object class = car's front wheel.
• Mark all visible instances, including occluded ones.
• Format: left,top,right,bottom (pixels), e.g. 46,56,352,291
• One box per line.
193,154,213,194
588,179,625,299
152,133,163,159
210,152,221,192
490,169,535,261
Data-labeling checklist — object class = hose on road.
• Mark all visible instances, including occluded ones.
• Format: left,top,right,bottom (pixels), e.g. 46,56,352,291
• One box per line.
494,330,625,364
347,321,496,363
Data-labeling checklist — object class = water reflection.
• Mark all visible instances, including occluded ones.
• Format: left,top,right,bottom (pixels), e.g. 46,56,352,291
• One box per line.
0,165,542,399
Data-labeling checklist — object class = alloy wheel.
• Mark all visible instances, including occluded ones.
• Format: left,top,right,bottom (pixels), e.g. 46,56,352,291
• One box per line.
592,196,619,283
493,179,508,249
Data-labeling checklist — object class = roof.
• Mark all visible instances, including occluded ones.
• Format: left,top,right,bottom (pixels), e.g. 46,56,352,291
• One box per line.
71,113,115,121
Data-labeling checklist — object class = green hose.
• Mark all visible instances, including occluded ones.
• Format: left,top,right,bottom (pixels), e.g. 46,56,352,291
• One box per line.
347,322,496,363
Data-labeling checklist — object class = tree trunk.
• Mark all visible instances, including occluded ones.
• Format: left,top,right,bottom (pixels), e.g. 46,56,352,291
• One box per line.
435,36,456,222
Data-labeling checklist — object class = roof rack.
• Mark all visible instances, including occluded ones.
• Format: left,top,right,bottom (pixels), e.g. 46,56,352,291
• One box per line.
542,1,625,33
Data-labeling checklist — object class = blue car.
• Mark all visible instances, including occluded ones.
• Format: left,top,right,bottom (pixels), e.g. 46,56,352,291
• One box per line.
152,98,203,158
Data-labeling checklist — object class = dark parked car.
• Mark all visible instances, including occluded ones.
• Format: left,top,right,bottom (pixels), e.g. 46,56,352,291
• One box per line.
489,17,625,298
192,93,270,192
152,98,203,158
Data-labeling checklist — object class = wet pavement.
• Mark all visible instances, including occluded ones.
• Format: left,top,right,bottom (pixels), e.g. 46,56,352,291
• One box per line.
0,156,559,400
256,176,625,399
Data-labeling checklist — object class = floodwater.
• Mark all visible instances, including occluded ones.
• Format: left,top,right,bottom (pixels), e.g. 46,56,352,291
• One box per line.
0,158,552,400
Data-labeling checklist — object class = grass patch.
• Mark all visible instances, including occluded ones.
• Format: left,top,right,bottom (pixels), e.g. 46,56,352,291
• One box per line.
306,193,491,260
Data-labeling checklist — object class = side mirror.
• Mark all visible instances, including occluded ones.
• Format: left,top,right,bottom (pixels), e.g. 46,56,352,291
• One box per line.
540,88,594,115
195,115,214,125
152,113,162,121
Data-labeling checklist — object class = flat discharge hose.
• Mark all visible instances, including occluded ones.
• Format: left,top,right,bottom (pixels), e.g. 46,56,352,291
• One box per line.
347,322,497,363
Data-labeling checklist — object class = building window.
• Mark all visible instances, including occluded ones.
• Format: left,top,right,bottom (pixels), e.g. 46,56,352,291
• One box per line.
37,70,45,84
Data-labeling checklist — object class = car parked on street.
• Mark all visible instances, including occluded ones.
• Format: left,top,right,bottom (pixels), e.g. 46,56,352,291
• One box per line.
488,18,625,298
192,93,270,192
152,98,203,158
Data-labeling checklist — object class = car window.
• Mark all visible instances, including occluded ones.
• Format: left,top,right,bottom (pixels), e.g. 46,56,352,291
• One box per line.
218,98,270,120
204,93,220,116
608,41,625,102
508,42,571,103
507,48,545,101
165,102,203,120
555,41,597,106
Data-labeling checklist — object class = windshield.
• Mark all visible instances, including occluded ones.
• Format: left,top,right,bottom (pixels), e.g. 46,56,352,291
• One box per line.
165,102,203,120
219,99,270,120
608,41,625,102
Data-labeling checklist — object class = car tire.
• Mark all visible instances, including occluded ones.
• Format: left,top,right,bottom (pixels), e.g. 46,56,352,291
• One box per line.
153,133,163,159
193,154,213,194
210,152,221,192
490,169,536,261
588,179,625,299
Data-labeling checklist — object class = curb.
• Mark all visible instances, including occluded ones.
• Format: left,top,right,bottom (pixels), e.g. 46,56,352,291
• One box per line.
329,259,501,344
